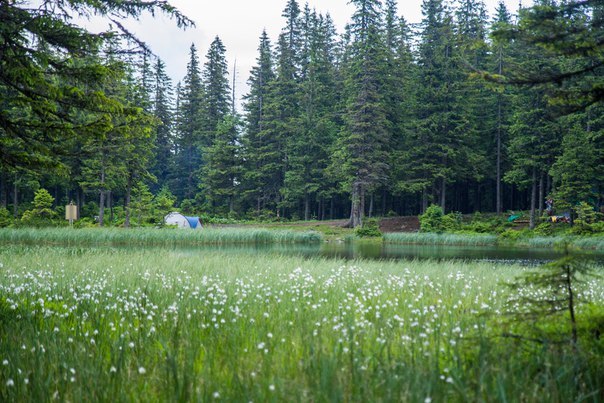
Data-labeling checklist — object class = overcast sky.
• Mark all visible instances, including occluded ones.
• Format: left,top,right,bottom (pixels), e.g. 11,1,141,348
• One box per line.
122,0,522,108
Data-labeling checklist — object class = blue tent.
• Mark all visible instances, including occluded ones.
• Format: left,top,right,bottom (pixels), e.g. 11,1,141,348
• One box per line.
185,216,201,229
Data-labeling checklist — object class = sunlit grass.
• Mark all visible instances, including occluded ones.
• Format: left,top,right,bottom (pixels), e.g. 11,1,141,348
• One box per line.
0,246,602,402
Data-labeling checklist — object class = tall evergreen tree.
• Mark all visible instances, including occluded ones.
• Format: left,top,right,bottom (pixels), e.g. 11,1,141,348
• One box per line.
201,115,242,214
150,58,175,193
282,10,340,220
333,0,390,227
241,31,276,214
200,36,231,148
399,0,469,213
174,44,204,201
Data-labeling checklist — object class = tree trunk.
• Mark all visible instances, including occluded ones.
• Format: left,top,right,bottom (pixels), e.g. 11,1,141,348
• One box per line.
108,190,113,224
421,189,428,214
529,167,537,230
99,191,105,227
13,179,18,218
304,193,310,221
0,171,6,208
124,175,132,228
368,192,374,218
348,181,363,228
564,264,578,347
440,177,446,213
330,198,334,220
538,173,544,218
496,52,504,215
98,165,106,227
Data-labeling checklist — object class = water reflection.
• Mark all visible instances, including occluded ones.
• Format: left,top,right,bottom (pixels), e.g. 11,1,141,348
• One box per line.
171,242,603,265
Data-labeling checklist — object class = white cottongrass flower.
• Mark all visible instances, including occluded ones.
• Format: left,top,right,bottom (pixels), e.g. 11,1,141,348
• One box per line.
213,391,220,398
6,379,14,387
110,366,117,373
138,367,146,374
269,384,275,391
2,359,8,366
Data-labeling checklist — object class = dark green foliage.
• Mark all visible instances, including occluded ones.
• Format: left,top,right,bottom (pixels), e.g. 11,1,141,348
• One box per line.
419,204,445,233
153,186,176,226
0,207,12,228
201,115,242,214
355,218,383,238
2,0,604,228
419,205,464,233
174,44,204,200
20,188,57,225
0,0,191,171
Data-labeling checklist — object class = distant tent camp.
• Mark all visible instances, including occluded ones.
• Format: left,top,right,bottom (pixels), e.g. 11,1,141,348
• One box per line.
164,212,203,230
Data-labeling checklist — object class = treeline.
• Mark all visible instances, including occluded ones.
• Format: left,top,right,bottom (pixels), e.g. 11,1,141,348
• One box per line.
1,0,603,227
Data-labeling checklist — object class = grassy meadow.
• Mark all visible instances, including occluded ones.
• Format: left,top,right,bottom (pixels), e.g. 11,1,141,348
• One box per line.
1,245,603,402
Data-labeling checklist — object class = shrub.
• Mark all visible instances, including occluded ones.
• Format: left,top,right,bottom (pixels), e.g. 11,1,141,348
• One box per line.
0,207,12,228
20,188,57,226
498,229,523,242
355,218,382,238
591,222,604,234
534,222,555,236
419,205,444,233
442,211,462,232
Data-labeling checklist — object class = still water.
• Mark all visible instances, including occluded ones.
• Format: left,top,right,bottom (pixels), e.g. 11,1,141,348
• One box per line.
174,242,604,265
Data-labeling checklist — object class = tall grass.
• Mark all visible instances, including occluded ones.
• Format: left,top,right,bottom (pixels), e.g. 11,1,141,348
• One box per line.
384,232,498,246
0,227,323,247
384,232,604,251
1,246,602,401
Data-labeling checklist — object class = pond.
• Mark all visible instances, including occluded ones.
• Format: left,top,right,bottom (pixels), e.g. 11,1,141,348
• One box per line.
171,242,604,265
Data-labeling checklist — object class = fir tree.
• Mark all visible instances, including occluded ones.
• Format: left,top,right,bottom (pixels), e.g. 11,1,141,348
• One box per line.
334,0,391,227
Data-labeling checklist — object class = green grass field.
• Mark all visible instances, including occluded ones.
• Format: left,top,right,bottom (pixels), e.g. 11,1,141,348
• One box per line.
1,245,603,402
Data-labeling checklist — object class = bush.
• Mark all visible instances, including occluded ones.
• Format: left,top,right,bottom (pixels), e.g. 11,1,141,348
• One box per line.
591,222,604,234
355,218,382,238
20,188,58,226
498,229,523,242
0,207,13,228
419,205,444,233
534,222,555,236
442,211,462,232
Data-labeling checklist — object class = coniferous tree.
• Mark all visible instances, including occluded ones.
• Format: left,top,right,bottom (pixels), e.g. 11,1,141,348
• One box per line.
174,44,204,201
151,58,175,193
0,0,191,171
282,10,340,220
489,1,514,214
399,0,468,213
242,31,276,215
201,115,242,214
200,36,232,148
333,0,390,227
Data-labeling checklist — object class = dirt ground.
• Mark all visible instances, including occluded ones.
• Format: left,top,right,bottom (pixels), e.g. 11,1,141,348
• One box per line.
270,216,421,233
378,216,420,233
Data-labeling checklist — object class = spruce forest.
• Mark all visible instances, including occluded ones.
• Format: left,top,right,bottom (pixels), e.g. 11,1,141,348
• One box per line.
1,0,603,228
